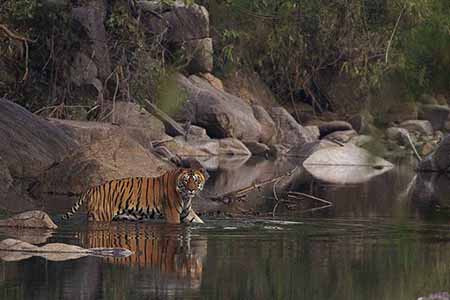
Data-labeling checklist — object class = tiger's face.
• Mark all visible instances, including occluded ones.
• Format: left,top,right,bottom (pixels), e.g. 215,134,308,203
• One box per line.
176,169,206,198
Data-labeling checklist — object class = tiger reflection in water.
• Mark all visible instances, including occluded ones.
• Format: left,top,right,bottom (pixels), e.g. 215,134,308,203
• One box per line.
79,223,207,289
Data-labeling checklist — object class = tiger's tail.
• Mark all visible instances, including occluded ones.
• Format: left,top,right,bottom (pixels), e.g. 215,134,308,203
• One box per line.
60,191,89,221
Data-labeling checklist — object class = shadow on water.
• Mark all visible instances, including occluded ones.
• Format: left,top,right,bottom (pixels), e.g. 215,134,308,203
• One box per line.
0,156,449,299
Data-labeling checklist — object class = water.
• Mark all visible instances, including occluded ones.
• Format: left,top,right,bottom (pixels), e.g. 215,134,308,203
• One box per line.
0,157,449,300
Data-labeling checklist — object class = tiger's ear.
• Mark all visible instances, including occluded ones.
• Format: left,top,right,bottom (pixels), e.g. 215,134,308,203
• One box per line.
197,167,209,181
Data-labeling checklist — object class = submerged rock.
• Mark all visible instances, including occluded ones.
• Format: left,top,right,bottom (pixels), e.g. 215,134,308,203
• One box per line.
0,211,57,229
303,145,394,184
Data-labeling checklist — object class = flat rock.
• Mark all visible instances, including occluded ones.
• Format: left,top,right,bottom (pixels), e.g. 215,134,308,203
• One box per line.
323,129,358,144
0,211,57,229
303,145,394,184
386,127,411,145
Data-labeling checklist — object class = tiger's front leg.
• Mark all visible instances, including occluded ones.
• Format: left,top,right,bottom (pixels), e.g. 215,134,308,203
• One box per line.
181,208,204,224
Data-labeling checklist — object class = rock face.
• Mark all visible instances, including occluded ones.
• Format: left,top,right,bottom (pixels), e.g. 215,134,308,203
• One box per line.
34,134,172,195
177,74,263,141
0,99,78,179
143,3,212,73
418,104,450,130
71,0,111,79
418,134,450,172
0,211,57,229
270,107,316,148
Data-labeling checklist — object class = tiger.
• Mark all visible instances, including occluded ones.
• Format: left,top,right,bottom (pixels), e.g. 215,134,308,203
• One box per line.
61,167,206,224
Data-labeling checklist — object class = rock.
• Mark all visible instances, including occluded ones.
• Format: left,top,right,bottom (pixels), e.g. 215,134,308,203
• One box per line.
185,125,210,141
349,135,374,147
72,1,111,79
304,126,320,141
33,134,172,195
418,292,450,300
170,137,220,156
386,127,411,145
184,38,213,73
252,105,276,144
0,211,57,229
268,144,290,157
348,113,373,134
177,74,263,141
0,99,78,178
145,3,209,41
418,104,450,130
420,142,434,156
243,141,270,156
219,138,252,156
385,102,418,124
318,121,353,137
418,134,450,172
198,73,224,90
418,94,439,105
323,130,358,144
400,120,434,136
271,107,315,148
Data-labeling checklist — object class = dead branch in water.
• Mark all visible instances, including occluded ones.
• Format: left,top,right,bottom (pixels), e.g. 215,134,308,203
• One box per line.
214,166,299,203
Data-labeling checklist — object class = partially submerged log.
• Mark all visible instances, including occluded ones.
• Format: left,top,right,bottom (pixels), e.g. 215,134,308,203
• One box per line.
0,238,132,262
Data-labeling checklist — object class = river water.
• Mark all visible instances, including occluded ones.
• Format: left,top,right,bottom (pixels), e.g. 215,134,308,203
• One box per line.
0,157,449,300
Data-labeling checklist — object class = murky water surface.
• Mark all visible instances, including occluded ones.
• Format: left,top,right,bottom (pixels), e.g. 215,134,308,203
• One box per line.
1,158,450,300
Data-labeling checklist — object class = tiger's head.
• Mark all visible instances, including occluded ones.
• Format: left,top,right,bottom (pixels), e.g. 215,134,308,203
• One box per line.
176,168,206,199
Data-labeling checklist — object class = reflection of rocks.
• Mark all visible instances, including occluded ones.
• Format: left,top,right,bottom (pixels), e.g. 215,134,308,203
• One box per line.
0,227,53,245
411,173,450,214
80,223,206,289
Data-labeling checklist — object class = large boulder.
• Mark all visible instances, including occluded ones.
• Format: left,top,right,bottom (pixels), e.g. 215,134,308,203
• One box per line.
418,134,450,172
177,74,263,141
0,99,78,179
270,107,316,148
33,134,172,195
418,104,450,131
386,127,410,146
183,38,213,74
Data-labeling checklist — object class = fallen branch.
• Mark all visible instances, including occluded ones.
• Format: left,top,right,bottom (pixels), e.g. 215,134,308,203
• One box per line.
287,191,332,206
405,132,422,161
143,98,186,136
385,5,406,64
